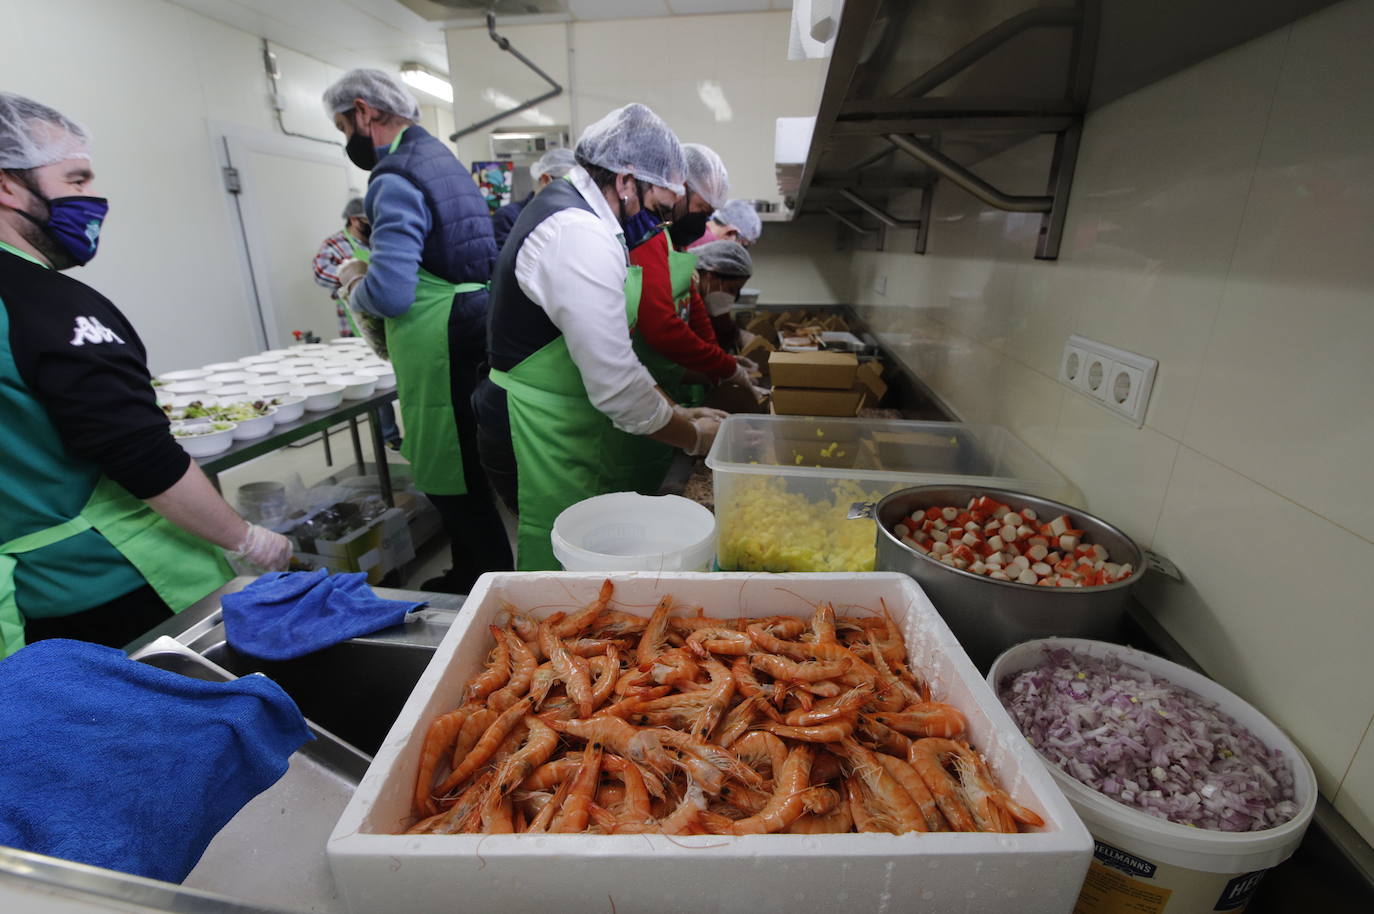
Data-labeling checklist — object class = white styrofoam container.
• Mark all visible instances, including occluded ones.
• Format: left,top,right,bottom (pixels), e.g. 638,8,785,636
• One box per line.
327,572,1092,914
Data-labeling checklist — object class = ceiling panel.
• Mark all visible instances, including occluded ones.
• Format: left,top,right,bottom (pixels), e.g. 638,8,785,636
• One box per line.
665,0,772,14
567,0,671,20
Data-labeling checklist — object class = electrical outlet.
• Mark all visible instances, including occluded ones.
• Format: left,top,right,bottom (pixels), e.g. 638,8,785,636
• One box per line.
873,274,887,296
1062,335,1157,427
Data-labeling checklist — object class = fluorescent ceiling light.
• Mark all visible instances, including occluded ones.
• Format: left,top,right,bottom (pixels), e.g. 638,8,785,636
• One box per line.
401,64,453,104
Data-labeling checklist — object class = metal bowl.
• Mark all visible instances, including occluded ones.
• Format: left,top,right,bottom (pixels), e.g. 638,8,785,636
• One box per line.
873,484,1143,671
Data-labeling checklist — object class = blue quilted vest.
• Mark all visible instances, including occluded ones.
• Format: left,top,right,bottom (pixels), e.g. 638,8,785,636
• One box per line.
370,125,496,344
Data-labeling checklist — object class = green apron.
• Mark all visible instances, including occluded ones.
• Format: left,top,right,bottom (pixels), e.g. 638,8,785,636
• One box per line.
347,239,484,496
490,267,648,571
0,476,232,658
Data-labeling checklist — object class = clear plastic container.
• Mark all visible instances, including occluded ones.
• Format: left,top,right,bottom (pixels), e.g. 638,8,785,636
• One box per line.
705,416,1079,572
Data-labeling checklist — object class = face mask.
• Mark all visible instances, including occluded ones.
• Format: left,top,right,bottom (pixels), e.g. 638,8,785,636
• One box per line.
354,221,372,244
345,116,378,171
14,182,109,267
668,210,709,248
703,290,736,317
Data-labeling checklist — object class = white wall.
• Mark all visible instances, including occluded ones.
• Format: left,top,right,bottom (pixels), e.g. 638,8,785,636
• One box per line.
445,11,829,303
838,0,1374,841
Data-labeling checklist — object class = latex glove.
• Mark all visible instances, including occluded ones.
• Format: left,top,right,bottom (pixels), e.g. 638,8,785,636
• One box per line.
674,405,729,422
734,355,759,374
737,329,757,347
233,523,293,571
685,416,721,457
751,384,772,401
727,362,753,388
336,258,368,302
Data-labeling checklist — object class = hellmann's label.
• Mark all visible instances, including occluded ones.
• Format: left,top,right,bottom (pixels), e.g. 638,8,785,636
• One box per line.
1073,839,1272,914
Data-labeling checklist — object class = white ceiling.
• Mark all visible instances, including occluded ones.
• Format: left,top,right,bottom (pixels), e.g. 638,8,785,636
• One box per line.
406,0,792,28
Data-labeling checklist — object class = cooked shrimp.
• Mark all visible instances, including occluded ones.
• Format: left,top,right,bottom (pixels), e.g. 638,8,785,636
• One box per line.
492,715,559,796
907,738,978,832
435,697,533,797
541,616,594,717
783,683,872,726
856,713,913,758
636,594,674,666
951,747,1044,832
789,798,853,834
544,715,671,796
525,776,574,834
689,657,736,741
451,707,498,769
466,628,510,703
656,729,765,790
488,628,537,711
602,754,653,832
809,602,838,644
863,629,915,712
846,775,884,833
479,790,515,834
588,648,619,710
409,770,493,834
641,647,699,688
730,743,814,834
811,749,844,784
714,694,765,748
552,578,615,639
798,785,842,815
833,739,927,833
731,731,788,783
871,702,967,739
550,742,603,833
686,627,751,658
501,607,539,644
590,609,649,639
566,637,632,657
412,708,465,817
729,657,786,717
875,750,945,832
521,754,582,790
758,717,856,743
749,652,851,683
658,778,708,835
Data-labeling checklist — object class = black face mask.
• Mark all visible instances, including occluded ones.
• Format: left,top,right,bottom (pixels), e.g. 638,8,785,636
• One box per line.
345,117,378,171
669,210,709,248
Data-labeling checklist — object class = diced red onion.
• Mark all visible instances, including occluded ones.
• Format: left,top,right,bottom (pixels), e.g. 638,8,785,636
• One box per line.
998,648,1298,832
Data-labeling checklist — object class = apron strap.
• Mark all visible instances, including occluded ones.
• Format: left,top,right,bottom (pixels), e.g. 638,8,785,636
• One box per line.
0,515,94,556
0,514,97,660
489,368,590,411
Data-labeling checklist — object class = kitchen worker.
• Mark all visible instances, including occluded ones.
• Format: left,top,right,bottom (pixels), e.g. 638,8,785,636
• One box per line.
660,144,729,251
311,196,401,449
473,103,725,570
621,142,749,490
490,147,576,250
322,69,512,594
688,198,763,250
692,240,754,353
0,93,291,657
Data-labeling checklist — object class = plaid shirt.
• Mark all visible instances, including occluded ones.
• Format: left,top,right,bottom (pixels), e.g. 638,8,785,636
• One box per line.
312,229,360,335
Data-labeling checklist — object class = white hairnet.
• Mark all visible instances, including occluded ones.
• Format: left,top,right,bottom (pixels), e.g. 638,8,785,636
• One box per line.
693,240,753,277
682,143,729,210
531,147,576,181
322,69,421,122
342,197,365,220
574,103,686,195
0,93,90,170
711,199,763,244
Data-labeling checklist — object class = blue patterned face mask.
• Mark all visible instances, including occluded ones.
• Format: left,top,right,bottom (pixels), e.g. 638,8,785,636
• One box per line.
15,185,109,266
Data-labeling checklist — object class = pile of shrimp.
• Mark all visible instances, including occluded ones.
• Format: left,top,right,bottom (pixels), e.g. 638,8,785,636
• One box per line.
404,580,1044,836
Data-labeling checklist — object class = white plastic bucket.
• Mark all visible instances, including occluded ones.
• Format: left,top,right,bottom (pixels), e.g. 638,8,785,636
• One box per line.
551,493,716,572
989,638,1317,914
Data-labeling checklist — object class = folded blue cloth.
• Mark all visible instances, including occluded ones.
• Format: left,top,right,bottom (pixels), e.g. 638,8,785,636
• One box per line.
221,569,425,661
0,639,311,883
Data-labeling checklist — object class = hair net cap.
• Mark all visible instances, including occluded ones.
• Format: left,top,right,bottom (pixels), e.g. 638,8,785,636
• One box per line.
342,197,366,220
574,103,686,195
531,147,576,181
0,93,90,170
693,240,753,278
322,69,421,122
682,144,729,210
711,199,763,244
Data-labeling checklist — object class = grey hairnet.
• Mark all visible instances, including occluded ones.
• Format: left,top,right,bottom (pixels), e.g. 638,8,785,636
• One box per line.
531,147,576,181
574,103,686,195
322,69,421,122
341,197,365,221
682,143,729,210
711,199,763,244
0,93,90,170
693,240,753,278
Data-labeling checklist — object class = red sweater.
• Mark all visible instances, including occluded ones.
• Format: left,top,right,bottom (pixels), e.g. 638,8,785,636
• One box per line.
629,231,736,381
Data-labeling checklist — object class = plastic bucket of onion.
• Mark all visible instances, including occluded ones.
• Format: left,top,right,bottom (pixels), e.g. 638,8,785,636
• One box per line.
989,638,1316,914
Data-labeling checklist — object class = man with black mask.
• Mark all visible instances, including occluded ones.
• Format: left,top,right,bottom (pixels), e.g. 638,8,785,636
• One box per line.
0,93,291,657
322,69,513,594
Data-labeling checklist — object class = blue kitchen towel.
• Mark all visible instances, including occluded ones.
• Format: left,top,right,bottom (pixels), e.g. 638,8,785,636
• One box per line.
221,569,425,661
0,639,311,883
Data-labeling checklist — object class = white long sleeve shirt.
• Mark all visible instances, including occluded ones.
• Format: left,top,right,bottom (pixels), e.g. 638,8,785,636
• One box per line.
513,166,673,436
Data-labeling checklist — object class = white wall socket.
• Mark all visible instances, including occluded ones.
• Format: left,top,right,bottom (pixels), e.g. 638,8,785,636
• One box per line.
1058,335,1157,427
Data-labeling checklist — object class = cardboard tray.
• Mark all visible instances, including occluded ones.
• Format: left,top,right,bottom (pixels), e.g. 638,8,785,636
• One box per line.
326,572,1092,914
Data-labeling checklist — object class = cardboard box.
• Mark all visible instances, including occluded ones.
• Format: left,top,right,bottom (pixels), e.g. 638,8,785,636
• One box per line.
855,360,888,406
770,384,865,417
326,572,1092,914
768,351,858,390
705,380,769,414
738,334,775,369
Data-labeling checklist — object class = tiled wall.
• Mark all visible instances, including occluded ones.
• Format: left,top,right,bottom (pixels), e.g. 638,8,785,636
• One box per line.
840,0,1374,839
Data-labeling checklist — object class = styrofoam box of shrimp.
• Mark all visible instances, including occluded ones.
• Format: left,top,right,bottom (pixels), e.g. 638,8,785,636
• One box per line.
327,572,1092,914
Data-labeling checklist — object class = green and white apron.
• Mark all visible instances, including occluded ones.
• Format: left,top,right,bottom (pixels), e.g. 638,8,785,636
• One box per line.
490,267,648,571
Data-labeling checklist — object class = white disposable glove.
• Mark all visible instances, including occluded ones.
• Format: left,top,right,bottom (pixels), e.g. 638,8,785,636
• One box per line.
233,523,293,571
751,384,772,401
737,329,757,347
727,362,752,388
734,355,759,374
336,258,369,302
685,416,722,457
674,405,729,422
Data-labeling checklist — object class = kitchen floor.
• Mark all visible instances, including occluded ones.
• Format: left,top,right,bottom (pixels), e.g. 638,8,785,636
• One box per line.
213,414,516,590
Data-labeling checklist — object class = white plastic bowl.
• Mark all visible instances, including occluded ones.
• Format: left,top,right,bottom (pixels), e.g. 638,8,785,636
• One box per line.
240,353,281,365
278,362,325,376
206,371,252,385
246,374,292,387
302,384,345,412
213,384,252,398
330,337,368,346
551,493,717,571
158,369,210,383
229,410,277,440
290,343,330,353
326,374,377,400
172,421,236,457
270,395,306,424
164,381,212,395
358,365,396,390
202,361,246,373
260,349,294,358
248,382,293,399
244,362,287,375
163,393,219,410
